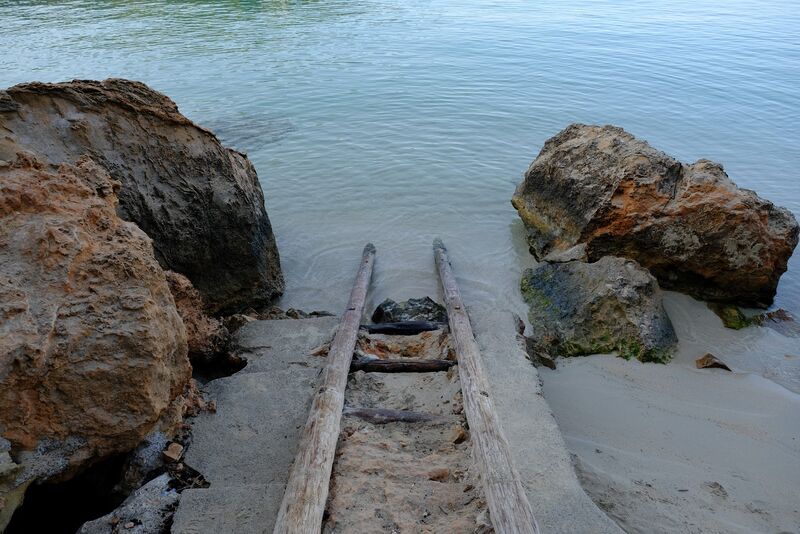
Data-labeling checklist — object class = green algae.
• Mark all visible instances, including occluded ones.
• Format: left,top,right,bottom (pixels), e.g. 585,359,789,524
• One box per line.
707,303,751,330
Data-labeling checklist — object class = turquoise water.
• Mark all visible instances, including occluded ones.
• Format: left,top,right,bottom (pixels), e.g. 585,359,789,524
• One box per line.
2,0,799,318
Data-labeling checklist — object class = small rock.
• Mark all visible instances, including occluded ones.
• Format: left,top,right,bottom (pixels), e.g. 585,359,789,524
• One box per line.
450,426,469,444
707,303,750,330
162,442,184,463
750,308,800,338
476,509,493,529
124,522,135,529
371,297,448,323
428,468,450,482
695,353,732,371
222,313,256,333
705,481,729,498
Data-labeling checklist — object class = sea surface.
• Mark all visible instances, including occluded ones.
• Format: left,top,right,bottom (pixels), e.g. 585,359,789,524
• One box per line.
2,0,798,389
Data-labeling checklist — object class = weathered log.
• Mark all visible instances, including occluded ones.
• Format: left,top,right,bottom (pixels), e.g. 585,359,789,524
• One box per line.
433,239,540,534
273,244,376,534
342,406,448,424
350,358,456,373
359,321,446,335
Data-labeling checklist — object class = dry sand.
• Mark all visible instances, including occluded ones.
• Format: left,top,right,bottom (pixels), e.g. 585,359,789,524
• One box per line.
539,292,800,533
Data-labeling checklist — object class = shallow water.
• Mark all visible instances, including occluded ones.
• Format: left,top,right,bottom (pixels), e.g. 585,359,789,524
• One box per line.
2,1,798,384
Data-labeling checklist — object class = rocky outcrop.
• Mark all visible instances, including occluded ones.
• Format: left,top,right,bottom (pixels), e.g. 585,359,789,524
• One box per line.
165,271,229,365
371,297,448,323
0,78,283,313
512,124,799,307
521,257,677,363
0,154,191,527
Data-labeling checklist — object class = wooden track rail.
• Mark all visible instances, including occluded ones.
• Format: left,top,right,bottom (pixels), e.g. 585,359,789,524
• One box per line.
433,239,540,534
273,244,376,534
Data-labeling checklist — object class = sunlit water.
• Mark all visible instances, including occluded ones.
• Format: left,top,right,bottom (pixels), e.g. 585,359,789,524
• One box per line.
2,0,798,389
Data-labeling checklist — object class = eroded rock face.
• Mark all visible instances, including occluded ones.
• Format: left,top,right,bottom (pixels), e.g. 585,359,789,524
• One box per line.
512,124,799,307
0,78,283,313
0,154,191,524
521,257,677,363
165,271,229,365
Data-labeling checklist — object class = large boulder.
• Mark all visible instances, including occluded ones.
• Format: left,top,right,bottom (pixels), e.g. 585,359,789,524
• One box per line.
512,124,799,307
521,257,677,363
0,78,283,313
0,154,191,526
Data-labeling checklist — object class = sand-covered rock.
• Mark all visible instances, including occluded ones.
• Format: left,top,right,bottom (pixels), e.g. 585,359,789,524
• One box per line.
0,78,283,313
512,124,799,307
521,257,677,363
0,154,190,526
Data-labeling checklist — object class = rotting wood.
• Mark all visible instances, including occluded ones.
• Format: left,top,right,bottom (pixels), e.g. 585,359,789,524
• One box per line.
350,358,456,373
433,238,540,534
273,243,376,534
359,321,447,335
342,406,451,424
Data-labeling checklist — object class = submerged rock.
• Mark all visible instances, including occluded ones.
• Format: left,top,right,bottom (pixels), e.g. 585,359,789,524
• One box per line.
521,257,677,363
0,155,191,527
371,297,448,323
512,124,799,307
0,78,283,313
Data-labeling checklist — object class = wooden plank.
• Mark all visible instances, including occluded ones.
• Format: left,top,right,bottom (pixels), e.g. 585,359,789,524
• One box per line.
342,406,450,424
350,358,456,373
359,321,446,335
273,244,376,534
433,239,540,534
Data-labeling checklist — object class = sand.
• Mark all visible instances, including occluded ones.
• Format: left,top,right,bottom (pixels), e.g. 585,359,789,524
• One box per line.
323,333,490,533
539,292,800,533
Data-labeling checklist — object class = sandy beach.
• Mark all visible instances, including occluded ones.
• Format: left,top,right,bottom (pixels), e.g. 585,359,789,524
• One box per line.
540,292,800,533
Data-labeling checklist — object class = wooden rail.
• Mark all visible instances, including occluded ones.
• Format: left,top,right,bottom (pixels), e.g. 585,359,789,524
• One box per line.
350,358,456,373
273,244,376,534
433,239,540,534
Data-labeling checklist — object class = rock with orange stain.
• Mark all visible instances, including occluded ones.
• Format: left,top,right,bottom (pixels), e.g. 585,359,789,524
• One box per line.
164,271,229,365
512,124,799,307
0,154,190,528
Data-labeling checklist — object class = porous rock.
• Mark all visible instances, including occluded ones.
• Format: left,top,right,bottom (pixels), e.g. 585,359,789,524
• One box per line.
0,155,190,526
521,256,677,363
0,78,283,313
371,296,448,323
512,124,799,307
165,271,229,364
